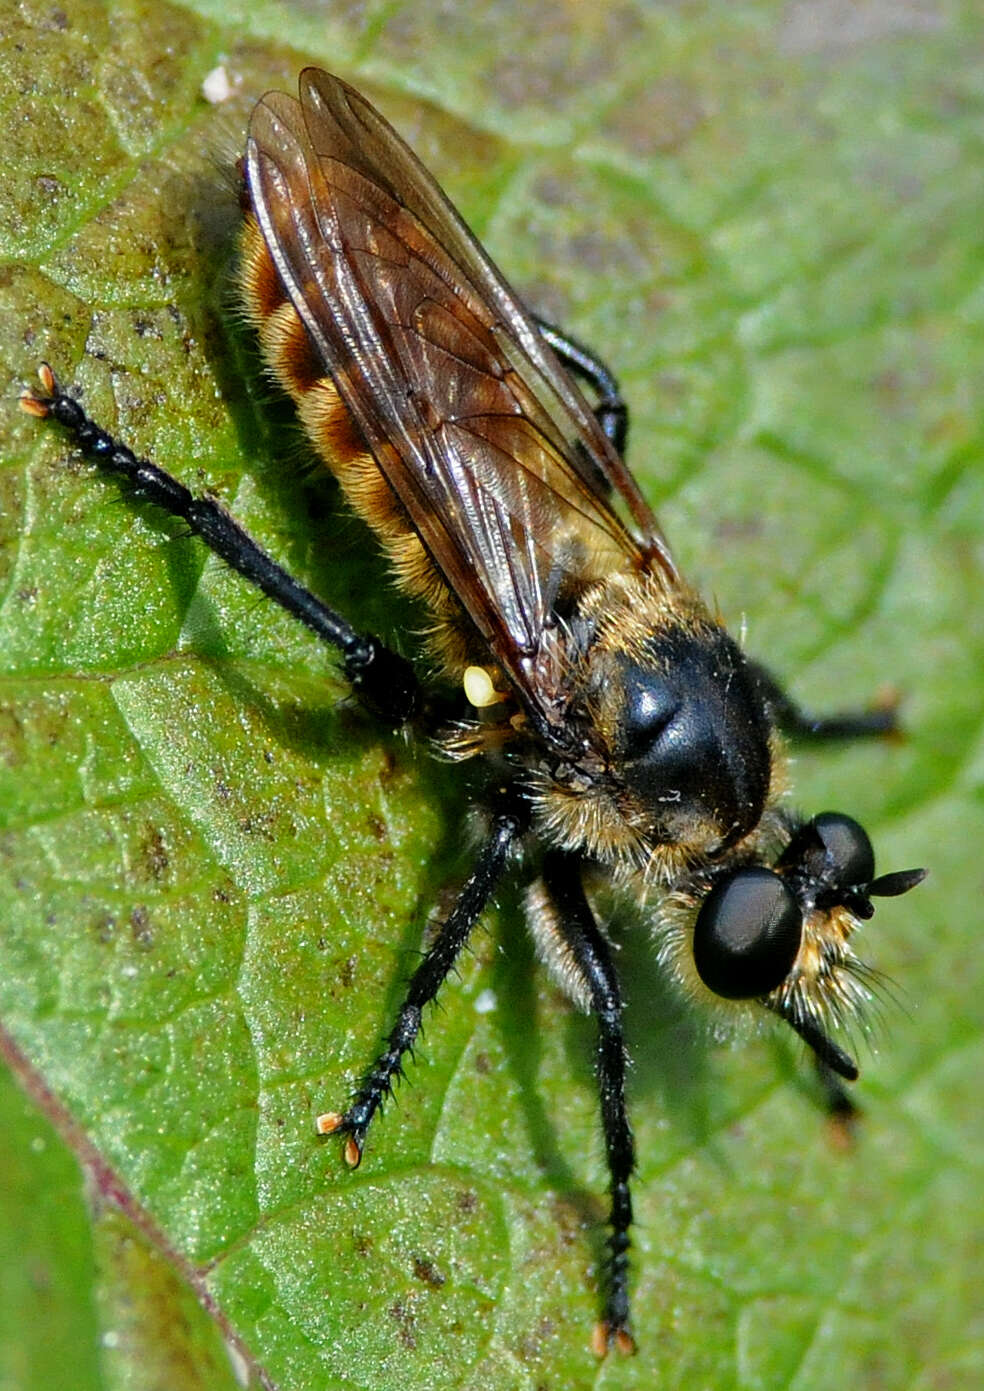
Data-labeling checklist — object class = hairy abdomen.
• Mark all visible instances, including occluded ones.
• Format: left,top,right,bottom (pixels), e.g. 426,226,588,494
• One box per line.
239,213,478,674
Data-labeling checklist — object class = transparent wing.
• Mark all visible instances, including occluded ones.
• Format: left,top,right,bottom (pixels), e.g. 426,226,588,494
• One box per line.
246,68,676,735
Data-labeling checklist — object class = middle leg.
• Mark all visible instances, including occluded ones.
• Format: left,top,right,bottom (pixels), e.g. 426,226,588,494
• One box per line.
539,851,637,1356
318,798,526,1164
534,317,629,457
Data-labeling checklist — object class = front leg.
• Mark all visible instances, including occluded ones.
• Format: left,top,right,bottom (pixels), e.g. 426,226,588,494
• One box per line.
539,852,637,1357
749,658,899,741
815,1057,860,1145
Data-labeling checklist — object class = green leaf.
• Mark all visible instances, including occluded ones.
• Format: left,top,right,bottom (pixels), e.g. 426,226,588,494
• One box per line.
1,3,981,1388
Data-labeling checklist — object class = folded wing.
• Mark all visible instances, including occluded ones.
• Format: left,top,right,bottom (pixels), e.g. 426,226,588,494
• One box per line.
247,68,675,736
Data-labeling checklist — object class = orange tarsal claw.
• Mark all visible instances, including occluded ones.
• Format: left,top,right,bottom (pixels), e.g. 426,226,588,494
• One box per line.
315,1111,364,1168
592,1321,637,1358
19,363,57,418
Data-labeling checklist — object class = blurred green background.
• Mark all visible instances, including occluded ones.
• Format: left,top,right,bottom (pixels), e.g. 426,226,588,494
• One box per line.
0,2,981,1388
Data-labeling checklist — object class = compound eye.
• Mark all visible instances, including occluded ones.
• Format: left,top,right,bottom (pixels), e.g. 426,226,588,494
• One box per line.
694,868,802,1000
810,812,875,884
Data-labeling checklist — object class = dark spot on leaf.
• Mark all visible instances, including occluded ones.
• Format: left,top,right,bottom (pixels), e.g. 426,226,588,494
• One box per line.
714,516,764,543
237,812,277,841
0,706,26,767
130,906,153,949
549,1194,589,1247
140,825,169,880
37,6,69,29
531,174,569,208
339,955,357,988
518,1316,557,1360
412,1255,445,1288
388,1298,417,1349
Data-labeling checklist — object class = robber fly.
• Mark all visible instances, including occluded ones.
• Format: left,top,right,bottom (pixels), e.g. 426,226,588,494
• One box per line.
21,68,925,1354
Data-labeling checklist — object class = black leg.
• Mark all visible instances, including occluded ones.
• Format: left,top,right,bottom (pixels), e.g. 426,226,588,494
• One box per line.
317,801,525,1163
815,1057,860,1144
534,318,629,459
21,365,419,724
749,658,899,741
540,851,636,1357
